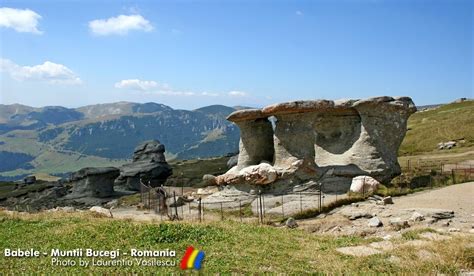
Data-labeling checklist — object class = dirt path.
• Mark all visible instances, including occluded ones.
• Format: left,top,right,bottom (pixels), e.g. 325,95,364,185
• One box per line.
299,181,474,238
401,150,474,161
393,181,474,217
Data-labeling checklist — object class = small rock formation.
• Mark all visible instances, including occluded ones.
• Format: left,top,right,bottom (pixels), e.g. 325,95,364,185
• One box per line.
89,206,113,217
69,167,120,198
115,140,172,191
285,217,298,228
368,217,383,227
350,176,380,194
389,217,410,230
23,176,36,185
438,141,456,150
410,212,425,222
215,96,416,195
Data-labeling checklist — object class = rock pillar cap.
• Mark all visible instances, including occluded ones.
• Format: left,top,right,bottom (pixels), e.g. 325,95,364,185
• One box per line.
226,109,267,122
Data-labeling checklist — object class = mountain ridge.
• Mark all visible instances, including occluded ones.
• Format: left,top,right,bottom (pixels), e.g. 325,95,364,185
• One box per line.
0,102,244,180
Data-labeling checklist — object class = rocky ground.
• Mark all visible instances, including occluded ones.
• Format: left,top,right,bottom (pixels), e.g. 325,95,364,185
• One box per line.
298,181,473,237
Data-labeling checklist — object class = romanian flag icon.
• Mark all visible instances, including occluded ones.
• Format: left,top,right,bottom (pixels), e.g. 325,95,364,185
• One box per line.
180,246,205,270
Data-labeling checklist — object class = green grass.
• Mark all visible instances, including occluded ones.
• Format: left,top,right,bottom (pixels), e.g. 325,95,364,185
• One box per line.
401,228,438,241
118,193,141,207
0,211,472,274
165,156,230,187
292,195,366,220
399,100,474,156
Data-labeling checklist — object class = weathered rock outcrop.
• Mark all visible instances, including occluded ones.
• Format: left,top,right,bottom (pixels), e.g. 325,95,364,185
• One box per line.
350,176,381,194
215,96,416,194
115,140,172,191
69,167,120,198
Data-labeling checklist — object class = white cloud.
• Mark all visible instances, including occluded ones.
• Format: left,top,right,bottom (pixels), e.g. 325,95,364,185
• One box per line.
228,91,248,97
89,14,153,36
201,92,219,97
115,79,251,99
0,58,82,85
0,7,42,34
115,79,158,91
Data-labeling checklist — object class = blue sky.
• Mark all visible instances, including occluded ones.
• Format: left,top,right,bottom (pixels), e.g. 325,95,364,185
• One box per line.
0,0,472,109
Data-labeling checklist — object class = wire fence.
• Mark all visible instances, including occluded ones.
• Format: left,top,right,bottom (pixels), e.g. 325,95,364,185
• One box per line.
140,179,323,223
139,161,474,223
396,160,474,189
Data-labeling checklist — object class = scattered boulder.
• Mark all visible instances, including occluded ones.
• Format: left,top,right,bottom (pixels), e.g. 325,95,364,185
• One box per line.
69,167,120,198
115,140,173,191
348,212,373,220
350,176,380,194
89,206,112,217
438,141,456,150
285,217,298,228
431,210,454,220
196,187,218,195
448,228,460,233
382,196,393,204
23,176,36,185
60,206,76,213
389,218,410,230
410,212,425,222
368,217,383,227
47,206,76,213
104,199,119,209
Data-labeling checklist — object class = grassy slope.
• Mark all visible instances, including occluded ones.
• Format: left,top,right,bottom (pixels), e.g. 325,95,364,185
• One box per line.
165,156,230,187
399,101,474,156
0,131,126,177
0,211,472,274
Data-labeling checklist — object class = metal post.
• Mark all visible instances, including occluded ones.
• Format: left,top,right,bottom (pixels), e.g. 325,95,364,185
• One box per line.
148,189,151,210
451,169,455,184
299,192,302,213
220,202,224,221
262,193,265,218
173,191,178,218
198,197,202,222
239,200,242,222
320,184,322,211
281,194,284,218
362,177,366,197
259,190,263,224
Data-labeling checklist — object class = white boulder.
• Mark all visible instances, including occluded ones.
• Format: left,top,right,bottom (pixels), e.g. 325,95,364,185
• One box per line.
350,176,380,194
89,206,112,218
240,163,278,185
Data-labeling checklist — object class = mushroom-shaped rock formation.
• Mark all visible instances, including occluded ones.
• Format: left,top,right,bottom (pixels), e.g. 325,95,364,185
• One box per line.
227,109,275,170
115,140,173,191
69,167,120,198
215,96,416,194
